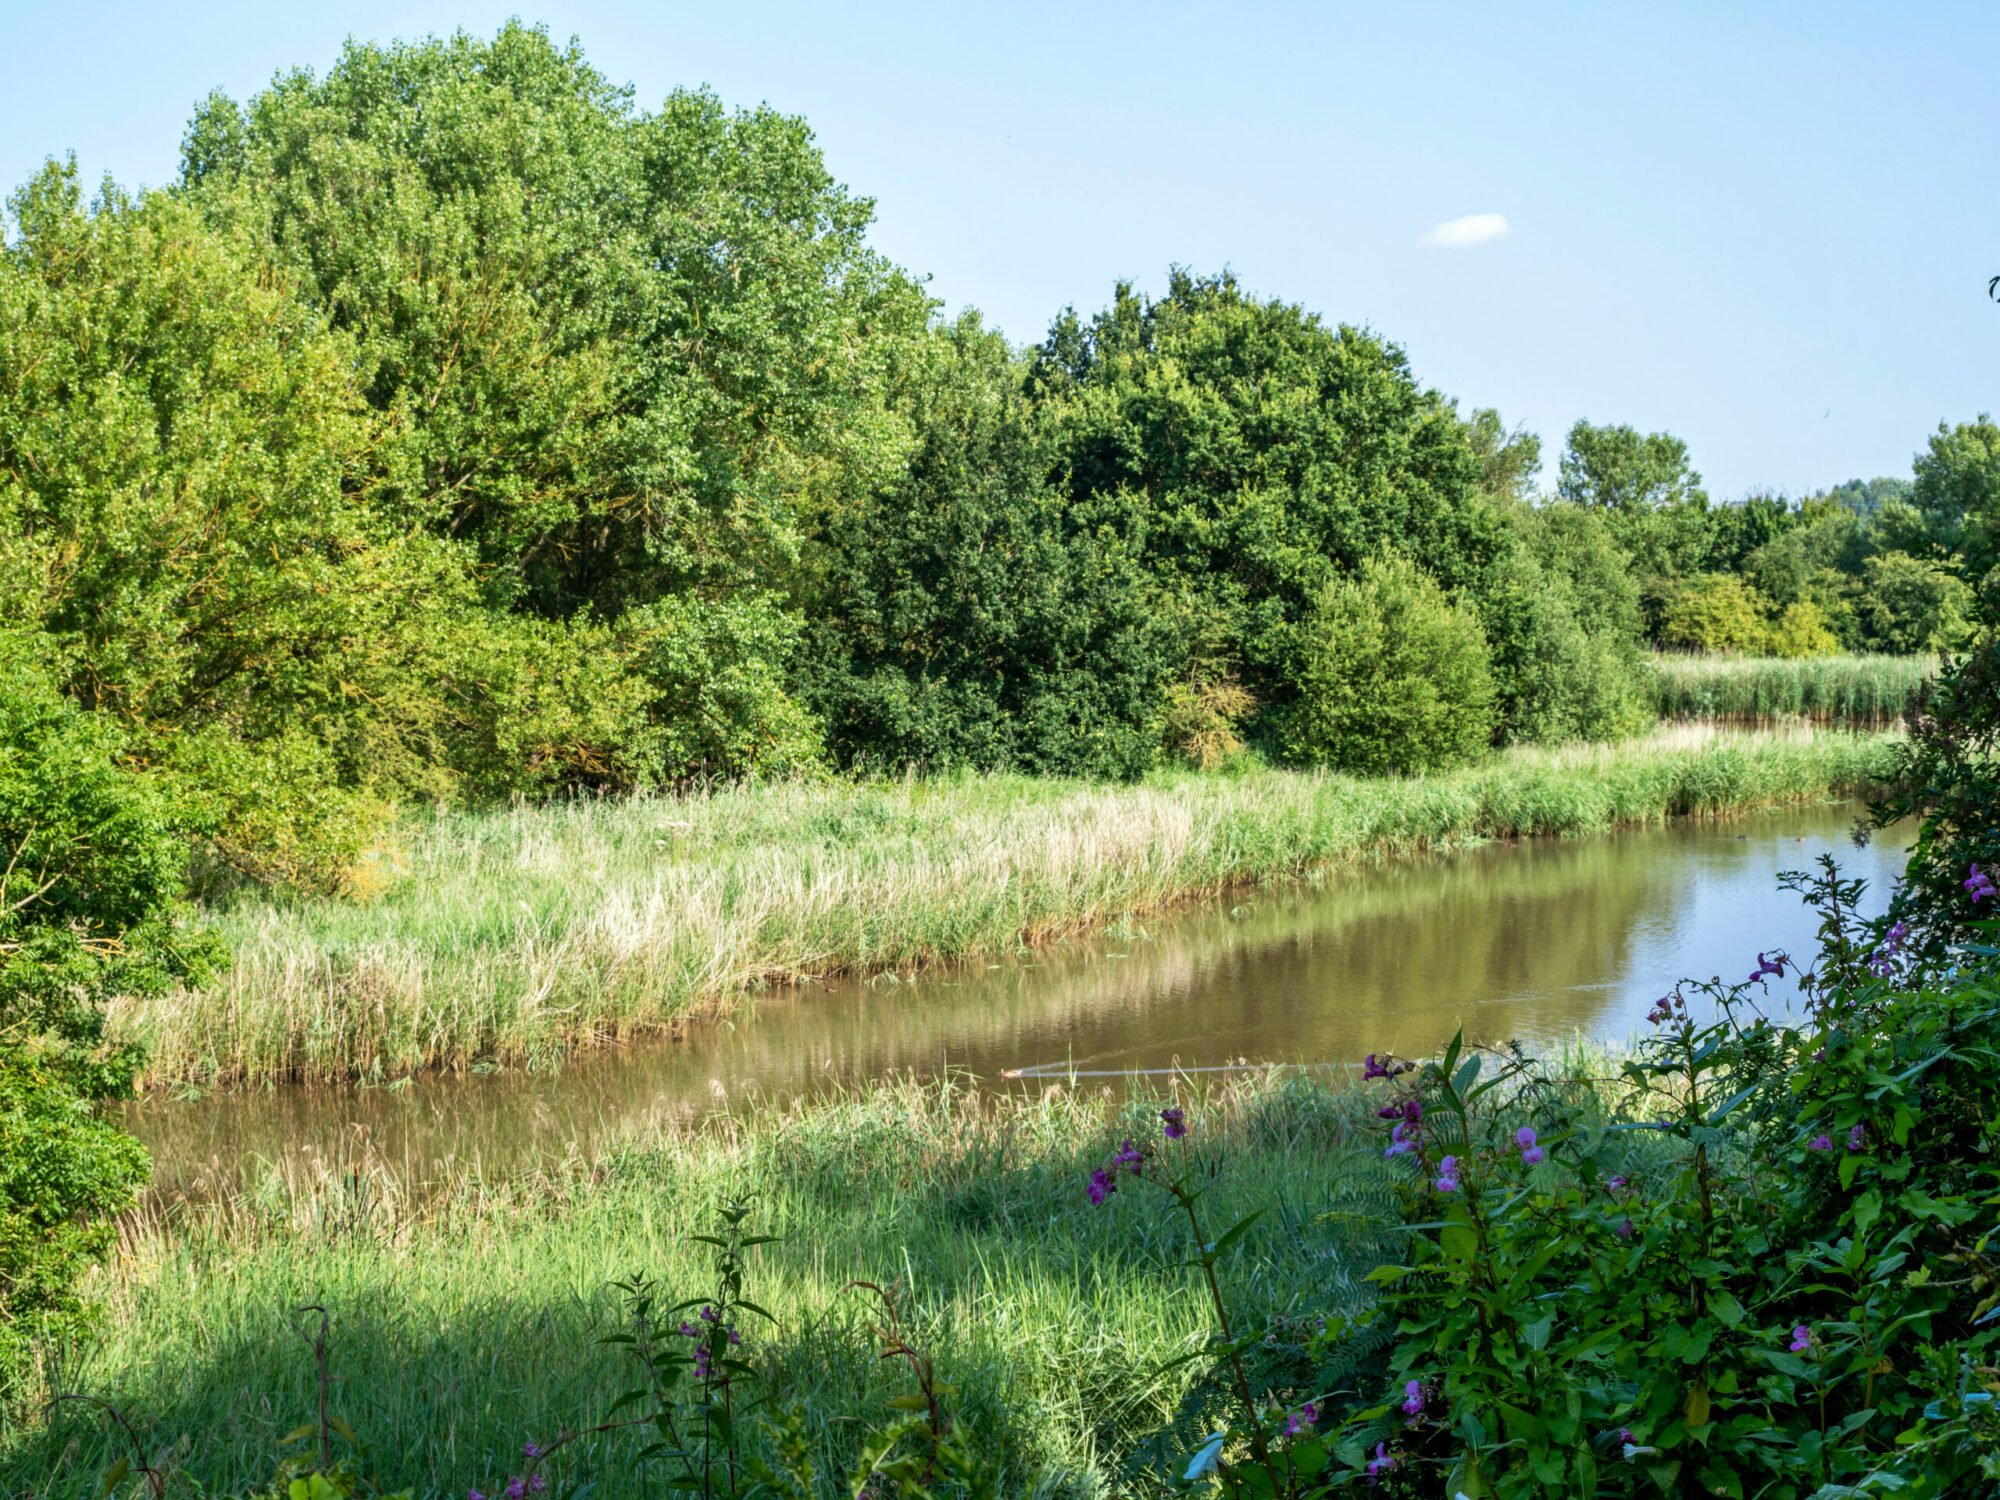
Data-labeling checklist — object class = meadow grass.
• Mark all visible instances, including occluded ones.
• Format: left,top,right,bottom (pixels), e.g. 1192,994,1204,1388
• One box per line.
1645,652,1932,726
115,727,1897,1088
4,1074,1399,1499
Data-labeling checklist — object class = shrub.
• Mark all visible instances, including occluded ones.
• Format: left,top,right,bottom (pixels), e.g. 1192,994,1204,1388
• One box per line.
1766,599,1840,658
1477,540,1649,745
1657,573,1774,653
1329,861,2000,1496
1857,550,1974,654
1871,578,2000,956
0,650,212,1392
1276,558,1496,774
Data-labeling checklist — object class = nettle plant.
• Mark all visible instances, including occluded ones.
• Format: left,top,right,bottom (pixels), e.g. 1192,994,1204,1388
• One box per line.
1334,857,2000,1499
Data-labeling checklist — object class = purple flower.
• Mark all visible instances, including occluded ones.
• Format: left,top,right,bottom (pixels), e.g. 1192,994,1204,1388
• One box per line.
1385,1121,1420,1159
1285,1401,1319,1436
678,1320,697,1337
506,1479,527,1500
1365,1442,1398,1482
1375,1101,1404,1120
1160,1107,1187,1140
1087,1168,1117,1205
1363,1053,1390,1081
1749,952,1786,983
1848,1123,1866,1152
1606,1174,1628,1193
1788,1324,1812,1354
694,1344,712,1379
1807,1133,1833,1152
1113,1139,1145,1173
1434,1155,1460,1193
1516,1125,1545,1167
1615,1215,1634,1239
1868,953,1895,978
1885,919,1909,953
523,1440,545,1461
470,1491,487,1500
699,1304,719,1323
1966,865,1995,903
1401,1379,1425,1418
728,1328,741,1347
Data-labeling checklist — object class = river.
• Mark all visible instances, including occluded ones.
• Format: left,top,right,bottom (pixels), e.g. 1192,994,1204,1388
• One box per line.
129,800,1907,1200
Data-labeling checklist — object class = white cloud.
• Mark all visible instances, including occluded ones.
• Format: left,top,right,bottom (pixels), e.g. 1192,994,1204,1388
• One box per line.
1420,213,1510,248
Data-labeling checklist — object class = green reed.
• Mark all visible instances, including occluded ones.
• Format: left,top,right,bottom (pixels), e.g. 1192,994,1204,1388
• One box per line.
1646,652,1932,726
111,728,1896,1089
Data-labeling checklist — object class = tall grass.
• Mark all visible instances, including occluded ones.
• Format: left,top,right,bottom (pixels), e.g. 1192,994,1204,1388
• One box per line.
1646,652,1932,726
5,1075,1396,1498
114,727,1896,1088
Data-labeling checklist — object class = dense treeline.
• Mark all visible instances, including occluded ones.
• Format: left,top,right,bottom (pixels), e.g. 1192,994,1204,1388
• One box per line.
1,22,1993,897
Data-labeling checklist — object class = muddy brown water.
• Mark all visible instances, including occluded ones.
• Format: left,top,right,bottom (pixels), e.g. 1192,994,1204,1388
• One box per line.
128,802,1907,1200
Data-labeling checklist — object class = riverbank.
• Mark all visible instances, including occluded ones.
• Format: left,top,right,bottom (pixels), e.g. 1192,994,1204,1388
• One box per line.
7,1074,1391,1496
115,726,1897,1088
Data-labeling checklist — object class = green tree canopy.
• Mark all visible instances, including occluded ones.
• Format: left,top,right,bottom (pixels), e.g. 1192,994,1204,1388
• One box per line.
1032,270,1504,722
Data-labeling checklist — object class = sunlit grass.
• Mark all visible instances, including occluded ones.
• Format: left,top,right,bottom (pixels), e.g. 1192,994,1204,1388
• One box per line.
110,729,1896,1088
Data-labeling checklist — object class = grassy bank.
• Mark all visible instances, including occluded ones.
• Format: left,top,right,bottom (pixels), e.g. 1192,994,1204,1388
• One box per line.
1646,651,1932,726
113,727,1895,1088
5,1076,1393,1497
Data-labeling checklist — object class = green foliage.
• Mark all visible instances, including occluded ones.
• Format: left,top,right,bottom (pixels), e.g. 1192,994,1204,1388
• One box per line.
1462,408,1542,505
1277,558,1496,774
1034,271,1504,728
1475,528,1649,745
1856,550,1974,654
799,314,1175,778
1870,581,2000,956
1766,599,1840,658
0,652,209,1392
1557,422,1708,514
1657,574,1776,654
1910,416,2000,583
1336,862,2000,1497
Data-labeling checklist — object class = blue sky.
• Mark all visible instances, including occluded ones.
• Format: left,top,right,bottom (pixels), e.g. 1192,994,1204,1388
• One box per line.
1,1,1993,500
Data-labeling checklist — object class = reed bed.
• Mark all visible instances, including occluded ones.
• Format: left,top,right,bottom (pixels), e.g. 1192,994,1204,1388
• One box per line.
114,727,1896,1088
6,1074,1395,1497
1646,652,1932,726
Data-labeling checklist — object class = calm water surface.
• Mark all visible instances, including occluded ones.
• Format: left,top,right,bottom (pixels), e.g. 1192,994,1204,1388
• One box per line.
131,802,1907,1198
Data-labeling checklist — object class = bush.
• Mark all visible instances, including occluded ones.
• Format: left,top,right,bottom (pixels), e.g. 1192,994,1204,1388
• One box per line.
1766,599,1840,658
1657,573,1774,653
1277,558,1496,774
1329,864,2000,1496
0,650,211,1392
1857,550,1974,654
1476,540,1650,745
1871,579,2000,957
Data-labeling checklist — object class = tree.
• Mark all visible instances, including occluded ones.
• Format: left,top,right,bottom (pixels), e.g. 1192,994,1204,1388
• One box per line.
1033,270,1504,732
797,314,1175,777
1767,600,1840,659
1658,574,1774,654
1276,557,1496,774
1909,417,2000,583
1464,407,1542,504
1555,421,1712,600
1858,551,1974,654
1556,421,1707,513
